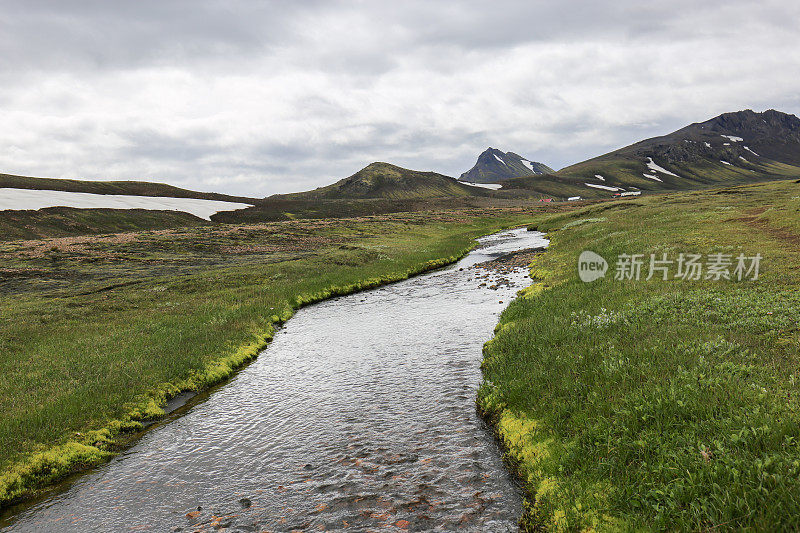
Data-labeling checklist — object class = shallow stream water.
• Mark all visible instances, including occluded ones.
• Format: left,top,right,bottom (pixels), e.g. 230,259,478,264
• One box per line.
1,228,548,532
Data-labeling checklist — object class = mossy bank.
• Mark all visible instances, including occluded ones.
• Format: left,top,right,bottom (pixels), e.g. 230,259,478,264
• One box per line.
480,179,800,531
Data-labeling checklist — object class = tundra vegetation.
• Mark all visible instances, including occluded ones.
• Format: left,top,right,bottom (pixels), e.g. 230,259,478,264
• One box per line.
479,179,800,531
0,207,538,507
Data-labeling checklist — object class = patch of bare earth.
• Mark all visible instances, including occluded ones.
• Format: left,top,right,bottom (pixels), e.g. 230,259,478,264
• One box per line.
734,206,800,247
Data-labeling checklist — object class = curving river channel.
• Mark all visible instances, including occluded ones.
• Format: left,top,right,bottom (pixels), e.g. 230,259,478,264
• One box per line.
1,228,548,533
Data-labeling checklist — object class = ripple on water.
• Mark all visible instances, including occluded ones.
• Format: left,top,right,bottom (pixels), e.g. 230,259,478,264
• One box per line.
1,228,548,533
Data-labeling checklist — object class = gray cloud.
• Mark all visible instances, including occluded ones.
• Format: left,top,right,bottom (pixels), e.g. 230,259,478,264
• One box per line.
0,1,799,196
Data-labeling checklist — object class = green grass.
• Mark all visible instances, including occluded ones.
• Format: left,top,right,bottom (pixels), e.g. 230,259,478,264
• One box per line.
0,208,537,507
213,195,531,223
0,207,210,241
479,179,800,530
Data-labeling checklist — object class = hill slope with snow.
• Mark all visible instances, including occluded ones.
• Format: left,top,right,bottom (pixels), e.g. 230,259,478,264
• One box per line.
501,109,800,198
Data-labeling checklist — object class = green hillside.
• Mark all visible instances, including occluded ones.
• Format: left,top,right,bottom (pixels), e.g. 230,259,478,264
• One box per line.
501,109,800,199
276,162,489,201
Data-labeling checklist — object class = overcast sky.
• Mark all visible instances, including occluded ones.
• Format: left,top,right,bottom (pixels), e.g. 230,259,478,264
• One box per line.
1,1,799,197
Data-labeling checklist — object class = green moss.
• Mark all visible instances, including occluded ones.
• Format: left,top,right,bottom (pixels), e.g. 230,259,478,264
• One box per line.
0,443,112,504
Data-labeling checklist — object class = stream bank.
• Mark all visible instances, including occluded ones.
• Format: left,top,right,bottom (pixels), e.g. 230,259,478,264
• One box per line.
2,228,548,532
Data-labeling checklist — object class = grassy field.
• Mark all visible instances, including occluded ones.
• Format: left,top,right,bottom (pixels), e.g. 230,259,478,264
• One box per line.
479,178,800,530
0,207,211,241
0,207,538,507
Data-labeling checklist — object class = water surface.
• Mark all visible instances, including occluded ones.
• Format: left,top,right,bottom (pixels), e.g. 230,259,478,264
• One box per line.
1,228,548,532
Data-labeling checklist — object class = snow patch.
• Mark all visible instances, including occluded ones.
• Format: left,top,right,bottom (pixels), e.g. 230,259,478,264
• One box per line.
739,156,749,163
643,173,663,182
646,157,679,177
493,154,507,165
593,174,605,181
704,142,712,148
723,143,730,146
462,182,503,190
721,135,744,142
520,159,535,172
585,183,621,191
0,189,253,221
744,146,760,157
720,160,732,166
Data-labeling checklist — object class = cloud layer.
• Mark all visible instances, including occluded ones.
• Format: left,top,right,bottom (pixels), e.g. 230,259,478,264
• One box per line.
2,0,799,196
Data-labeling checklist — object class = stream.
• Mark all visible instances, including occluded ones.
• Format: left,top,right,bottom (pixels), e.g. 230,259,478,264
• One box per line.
1,228,548,532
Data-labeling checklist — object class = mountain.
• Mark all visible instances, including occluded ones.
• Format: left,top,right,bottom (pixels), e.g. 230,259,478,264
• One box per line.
275,162,489,200
0,172,258,204
459,148,554,183
502,109,800,198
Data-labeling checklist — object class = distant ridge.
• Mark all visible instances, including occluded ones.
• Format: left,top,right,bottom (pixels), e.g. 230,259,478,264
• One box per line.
459,148,554,183
501,109,800,198
274,162,489,200
0,172,259,205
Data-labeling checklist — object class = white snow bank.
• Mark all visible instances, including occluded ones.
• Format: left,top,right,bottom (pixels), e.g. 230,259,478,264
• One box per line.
721,135,744,142
704,142,712,148
646,157,679,177
585,183,621,191
493,154,507,165
462,182,503,190
720,160,732,166
744,146,760,157
0,188,253,221
520,159,535,172
593,174,605,181
643,173,663,182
